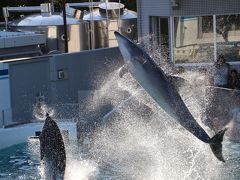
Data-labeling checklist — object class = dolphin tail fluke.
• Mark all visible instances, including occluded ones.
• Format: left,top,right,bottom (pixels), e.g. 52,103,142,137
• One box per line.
209,128,227,162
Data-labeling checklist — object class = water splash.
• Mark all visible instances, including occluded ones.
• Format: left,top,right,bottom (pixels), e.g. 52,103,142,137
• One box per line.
32,103,55,120
65,159,98,180
78,36,225,179
88,86,222,179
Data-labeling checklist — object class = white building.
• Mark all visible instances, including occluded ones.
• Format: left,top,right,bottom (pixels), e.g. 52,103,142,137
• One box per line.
137,0,240,65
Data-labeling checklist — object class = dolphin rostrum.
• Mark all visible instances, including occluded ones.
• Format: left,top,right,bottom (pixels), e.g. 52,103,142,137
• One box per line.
39,114,66,179
114,31,227,162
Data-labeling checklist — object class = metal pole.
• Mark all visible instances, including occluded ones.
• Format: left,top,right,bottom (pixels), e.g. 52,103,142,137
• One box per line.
213,15,217,61
170,16,175,64
50,0,55,12
89,0,95,49
2,7,9,31
62,0,69,53
118,0,121,32
2,110,5,128
105,0,109,46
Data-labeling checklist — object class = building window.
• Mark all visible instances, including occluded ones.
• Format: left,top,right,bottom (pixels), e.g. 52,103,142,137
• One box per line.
173,14,240,64
216,14,240,62
149,16,171,63
202,16,213,33
174,16,214,63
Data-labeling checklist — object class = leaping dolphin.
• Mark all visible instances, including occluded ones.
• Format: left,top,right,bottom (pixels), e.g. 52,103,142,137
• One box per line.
39,114,66,179
114,31,227,162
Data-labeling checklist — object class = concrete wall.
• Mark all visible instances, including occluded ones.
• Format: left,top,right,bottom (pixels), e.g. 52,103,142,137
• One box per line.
49,47,123,103
49,47,124,121
8,47,123,123
9,57,51,123
138,0,172,37
0,122,76,150
0,63,11,127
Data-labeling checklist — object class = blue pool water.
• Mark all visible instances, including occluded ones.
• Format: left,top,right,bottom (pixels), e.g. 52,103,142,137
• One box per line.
0,141,41,179
0,135,240,179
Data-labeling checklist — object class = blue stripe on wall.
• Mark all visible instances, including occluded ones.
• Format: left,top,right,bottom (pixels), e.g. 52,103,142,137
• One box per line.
0,76,8,80
0,69,8,76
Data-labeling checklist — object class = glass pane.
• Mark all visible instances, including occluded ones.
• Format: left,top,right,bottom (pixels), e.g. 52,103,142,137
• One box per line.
216,14,240,62
149,16,170,63
174,16,214,63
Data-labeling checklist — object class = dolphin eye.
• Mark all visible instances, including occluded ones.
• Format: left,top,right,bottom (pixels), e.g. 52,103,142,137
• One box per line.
142,59,147,64
138,57,147,65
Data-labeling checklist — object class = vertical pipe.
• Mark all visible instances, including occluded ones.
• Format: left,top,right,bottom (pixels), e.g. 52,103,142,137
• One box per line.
51,0,55,12
213,15,217,61
137,0,142,43
89,0,95,49
2,110,5,128
170,16,175,64
3,8,9,31
105,0,109,46
62,0,68,53
118,0,121,32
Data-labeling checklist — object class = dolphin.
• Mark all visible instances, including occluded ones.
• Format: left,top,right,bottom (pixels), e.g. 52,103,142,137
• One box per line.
114,31,227,162
39,114,66,179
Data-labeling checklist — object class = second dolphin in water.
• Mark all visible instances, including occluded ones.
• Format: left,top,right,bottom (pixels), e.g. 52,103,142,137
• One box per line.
114,31,227,162
39,114,66,179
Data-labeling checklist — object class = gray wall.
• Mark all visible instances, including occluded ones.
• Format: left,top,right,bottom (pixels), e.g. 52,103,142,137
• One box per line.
138,0,172,37
50,47,123,104
9,57,51,123
138,0,240,37
9,47,123,123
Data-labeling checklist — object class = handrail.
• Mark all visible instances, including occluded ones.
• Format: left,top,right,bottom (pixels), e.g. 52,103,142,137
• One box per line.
3,6,41,13
2,3,52,31
67,2,102,8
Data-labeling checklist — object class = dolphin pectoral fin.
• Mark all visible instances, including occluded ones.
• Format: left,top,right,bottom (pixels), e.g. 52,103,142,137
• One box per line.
119,65,129,78
209,128,227,162
167,75,188,90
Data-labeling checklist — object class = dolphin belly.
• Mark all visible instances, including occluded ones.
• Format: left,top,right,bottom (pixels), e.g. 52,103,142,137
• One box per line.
130,63,177,118
130,60,211,142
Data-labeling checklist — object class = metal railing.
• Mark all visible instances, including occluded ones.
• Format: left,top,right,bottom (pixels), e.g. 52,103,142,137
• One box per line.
2,3,52,31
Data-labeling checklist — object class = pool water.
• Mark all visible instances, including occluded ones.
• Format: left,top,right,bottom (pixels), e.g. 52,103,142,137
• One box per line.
0,136,240,179
0,138,99,180
0,141,41,179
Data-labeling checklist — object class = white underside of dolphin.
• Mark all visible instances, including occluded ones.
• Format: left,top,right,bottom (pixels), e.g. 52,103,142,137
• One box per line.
114,31,227,162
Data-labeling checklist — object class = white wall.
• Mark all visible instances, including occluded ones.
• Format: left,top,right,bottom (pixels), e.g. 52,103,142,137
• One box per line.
0,62,12,127
0,122,77,150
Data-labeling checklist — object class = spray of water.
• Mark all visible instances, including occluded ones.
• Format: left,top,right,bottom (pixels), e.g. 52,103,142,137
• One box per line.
32,34,231,179
32,103,55,120
64,159,98,180
84,72,224,179
73,36,226,179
